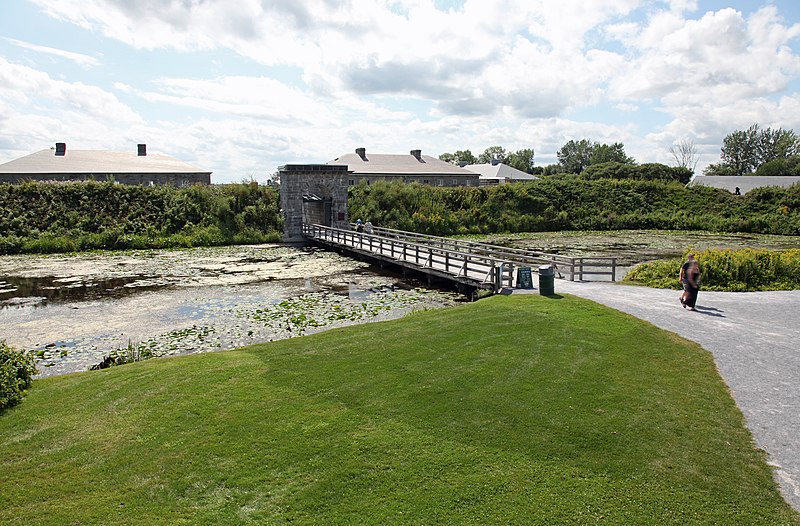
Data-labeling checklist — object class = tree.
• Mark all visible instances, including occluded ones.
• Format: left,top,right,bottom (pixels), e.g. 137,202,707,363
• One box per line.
669,139,699,172
557,139,594,174
505,148,535,173
454,150,477,165
757,127,800,165
721,124,760,176
718,124,800,175
438,150,477,166
590,142,635,165
754,155,800,176
556,139,634,174
477,146,507,164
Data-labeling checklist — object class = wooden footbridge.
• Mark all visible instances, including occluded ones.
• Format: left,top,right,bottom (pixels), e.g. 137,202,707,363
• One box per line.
302,223,618,294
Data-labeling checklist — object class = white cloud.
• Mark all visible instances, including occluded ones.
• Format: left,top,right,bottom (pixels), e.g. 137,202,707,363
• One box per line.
6,1,800,181
4,37,101,68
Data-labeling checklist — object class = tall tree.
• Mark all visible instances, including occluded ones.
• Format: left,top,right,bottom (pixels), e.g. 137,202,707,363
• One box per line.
720,124,760,176
477,146,507,164
557,139,595,174
669,139,699,172
718,124,800,175
590,142,635,165
505,148,535,173
757,127,800,165
453,149,477,165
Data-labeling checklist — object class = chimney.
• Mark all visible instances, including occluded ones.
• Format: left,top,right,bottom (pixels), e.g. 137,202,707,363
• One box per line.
355,147,367,160
55,142,66,156
410,149,422,161
137,144,146,156
491,158,501,166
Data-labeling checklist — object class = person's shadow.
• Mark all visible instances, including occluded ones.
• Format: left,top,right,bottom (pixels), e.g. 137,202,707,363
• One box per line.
694,305,725,317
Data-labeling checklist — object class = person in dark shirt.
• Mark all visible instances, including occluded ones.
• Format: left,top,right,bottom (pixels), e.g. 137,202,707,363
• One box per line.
679,253,701,310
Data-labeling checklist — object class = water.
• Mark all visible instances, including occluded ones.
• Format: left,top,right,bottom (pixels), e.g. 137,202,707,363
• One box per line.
0,245,463,377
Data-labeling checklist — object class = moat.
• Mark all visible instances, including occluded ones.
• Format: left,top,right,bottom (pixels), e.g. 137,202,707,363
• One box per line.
0,244,464,377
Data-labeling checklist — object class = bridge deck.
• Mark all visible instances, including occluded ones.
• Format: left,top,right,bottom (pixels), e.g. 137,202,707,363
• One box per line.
303,224,617,293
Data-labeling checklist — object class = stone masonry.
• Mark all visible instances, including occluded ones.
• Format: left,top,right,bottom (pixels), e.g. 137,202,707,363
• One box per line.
278,164,351,242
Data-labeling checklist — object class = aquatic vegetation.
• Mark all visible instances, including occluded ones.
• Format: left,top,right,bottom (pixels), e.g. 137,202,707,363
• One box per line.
238,289,424,336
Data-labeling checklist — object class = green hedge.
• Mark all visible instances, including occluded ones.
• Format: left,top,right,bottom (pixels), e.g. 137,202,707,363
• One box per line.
623,249,800,291
0,181,283,254
581,162,693,184
348,178,800,236
0,341,37,412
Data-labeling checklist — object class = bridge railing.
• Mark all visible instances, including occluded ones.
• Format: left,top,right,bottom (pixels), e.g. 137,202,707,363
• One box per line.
368,225,617,281
303,223,516,290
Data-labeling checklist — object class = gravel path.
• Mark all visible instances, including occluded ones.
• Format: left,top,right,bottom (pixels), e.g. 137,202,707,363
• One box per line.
538,280,800,511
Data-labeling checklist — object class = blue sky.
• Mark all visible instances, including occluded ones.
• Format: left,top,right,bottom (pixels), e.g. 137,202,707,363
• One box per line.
1,0,800,183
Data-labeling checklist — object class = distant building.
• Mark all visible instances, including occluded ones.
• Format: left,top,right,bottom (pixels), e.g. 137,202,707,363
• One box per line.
690,175,800,194
328,148,479,187
463,159,539,186
0,143,211,186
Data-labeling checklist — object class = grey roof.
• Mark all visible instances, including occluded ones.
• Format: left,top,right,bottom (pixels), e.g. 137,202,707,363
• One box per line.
0,149,211,175
463,162,539,181
328,152,475,176
690,175,800,194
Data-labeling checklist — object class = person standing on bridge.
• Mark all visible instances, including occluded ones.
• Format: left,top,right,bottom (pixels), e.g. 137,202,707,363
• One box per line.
355,219,364,233
364,220,373,235
679,253,701,311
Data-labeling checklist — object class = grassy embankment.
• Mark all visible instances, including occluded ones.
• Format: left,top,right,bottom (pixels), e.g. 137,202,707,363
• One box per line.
2,295,797,525
0,181,282,254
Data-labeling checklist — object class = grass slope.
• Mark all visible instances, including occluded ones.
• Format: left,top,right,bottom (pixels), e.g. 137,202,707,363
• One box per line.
1,295,797,525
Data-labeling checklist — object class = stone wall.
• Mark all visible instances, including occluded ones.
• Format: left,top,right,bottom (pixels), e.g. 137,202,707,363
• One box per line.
279,164,350,242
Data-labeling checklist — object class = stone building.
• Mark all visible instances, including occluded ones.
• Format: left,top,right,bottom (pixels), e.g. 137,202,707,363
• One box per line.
0,143,211,186
329,148,479,187
279,148,481,242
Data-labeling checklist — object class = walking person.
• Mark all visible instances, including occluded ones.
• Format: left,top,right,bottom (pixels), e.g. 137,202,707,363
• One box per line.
679,253,701,311
364,220,373,235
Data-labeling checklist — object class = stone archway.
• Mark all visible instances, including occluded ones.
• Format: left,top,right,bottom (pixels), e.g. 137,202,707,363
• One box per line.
278,164,350,242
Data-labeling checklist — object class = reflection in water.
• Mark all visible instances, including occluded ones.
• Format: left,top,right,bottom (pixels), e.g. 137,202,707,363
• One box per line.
0,275,162,310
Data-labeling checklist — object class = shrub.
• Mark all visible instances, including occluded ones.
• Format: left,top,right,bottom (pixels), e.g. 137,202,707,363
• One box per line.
624,249,800,291
0,341,38,412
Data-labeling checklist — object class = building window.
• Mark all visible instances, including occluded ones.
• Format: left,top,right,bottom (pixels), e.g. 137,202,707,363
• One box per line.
348,179,354,185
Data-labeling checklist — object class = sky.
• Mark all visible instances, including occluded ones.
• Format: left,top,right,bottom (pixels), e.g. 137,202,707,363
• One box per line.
1,0,800,184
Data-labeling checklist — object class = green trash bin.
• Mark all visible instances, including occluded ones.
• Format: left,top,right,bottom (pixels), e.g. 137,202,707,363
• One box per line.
538,265,555,296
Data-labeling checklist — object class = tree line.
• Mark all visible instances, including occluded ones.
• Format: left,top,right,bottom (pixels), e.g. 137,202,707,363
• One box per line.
440,140,639,176
441,123,800,178
704,124,800,177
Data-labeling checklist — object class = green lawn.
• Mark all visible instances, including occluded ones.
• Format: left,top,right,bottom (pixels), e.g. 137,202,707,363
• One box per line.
1,295,798,525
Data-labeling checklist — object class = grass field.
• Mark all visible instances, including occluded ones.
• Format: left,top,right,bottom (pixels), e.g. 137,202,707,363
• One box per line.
1,294,798,525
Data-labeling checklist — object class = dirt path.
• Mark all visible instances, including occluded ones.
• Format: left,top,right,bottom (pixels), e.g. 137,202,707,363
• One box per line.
545,280,800,511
